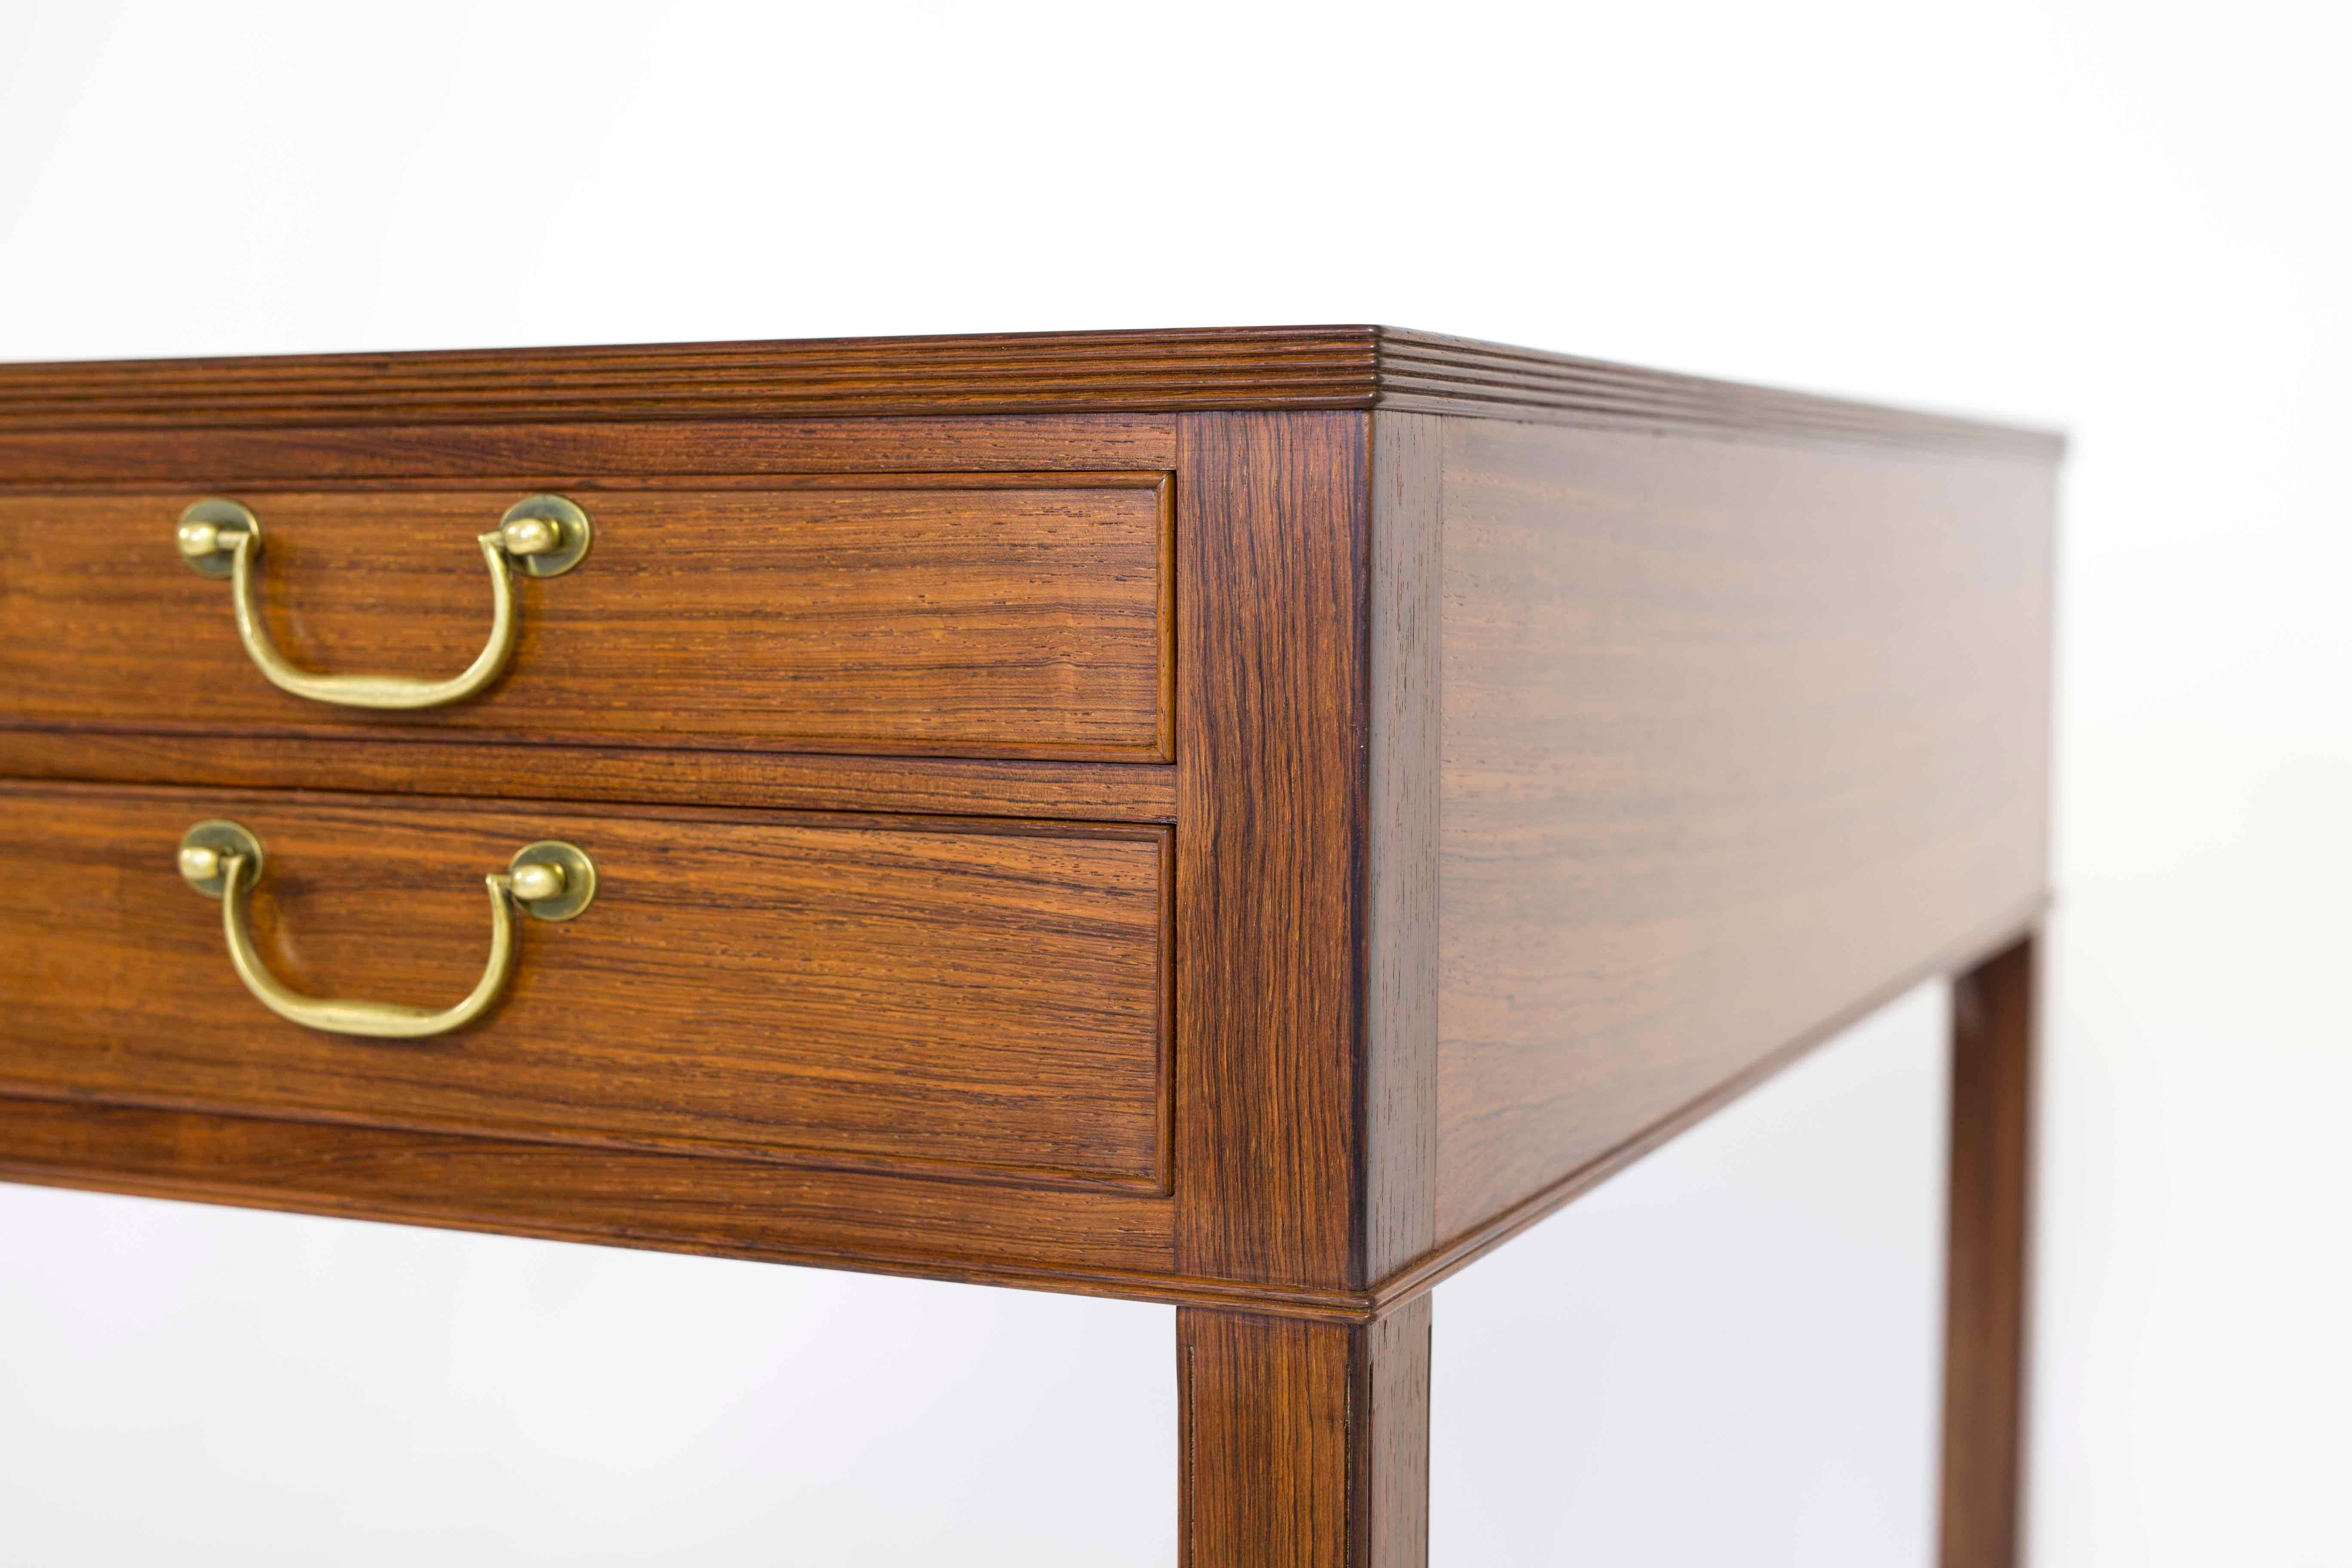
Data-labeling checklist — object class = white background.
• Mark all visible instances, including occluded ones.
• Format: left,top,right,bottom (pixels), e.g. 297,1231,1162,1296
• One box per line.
2,3,2346,1563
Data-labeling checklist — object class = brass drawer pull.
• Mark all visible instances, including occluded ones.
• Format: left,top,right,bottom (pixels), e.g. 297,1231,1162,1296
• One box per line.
175,495,592,710
176,819,596,1039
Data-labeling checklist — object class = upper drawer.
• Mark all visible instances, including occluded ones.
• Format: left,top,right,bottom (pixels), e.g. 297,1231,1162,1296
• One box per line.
0,475,1170,760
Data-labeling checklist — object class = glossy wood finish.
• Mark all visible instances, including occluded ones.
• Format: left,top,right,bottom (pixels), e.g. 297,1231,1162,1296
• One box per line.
1174,412,1369,1291
1365,412,1443,1281
0,327,2064,1565
1942,931,2039,1568
0,328,2061,457
0,1095,1183,1292
0,728,1178,823
1,476,1171,761
1363,906,2046,1316
0,413,1178,483
0,782,1169,1189
1427,416,2056,1243
1178,1298,1431,1568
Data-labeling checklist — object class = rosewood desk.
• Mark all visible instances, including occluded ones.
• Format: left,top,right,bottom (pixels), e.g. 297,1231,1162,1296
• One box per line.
0,328,2056,1565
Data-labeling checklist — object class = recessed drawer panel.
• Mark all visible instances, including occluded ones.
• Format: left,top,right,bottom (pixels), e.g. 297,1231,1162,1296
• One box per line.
0,475,1170,760
0,783,1169,1190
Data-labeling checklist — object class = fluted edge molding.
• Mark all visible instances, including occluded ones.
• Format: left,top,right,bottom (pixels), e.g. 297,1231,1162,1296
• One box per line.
0,325,2062,457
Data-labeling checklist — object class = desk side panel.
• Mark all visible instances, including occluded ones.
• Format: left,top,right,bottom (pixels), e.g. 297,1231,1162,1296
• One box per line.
1434,418,2054,1238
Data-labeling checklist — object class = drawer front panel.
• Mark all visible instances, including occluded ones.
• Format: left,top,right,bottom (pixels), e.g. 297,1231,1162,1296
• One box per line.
0,784,1169,1188
0,476,1170,760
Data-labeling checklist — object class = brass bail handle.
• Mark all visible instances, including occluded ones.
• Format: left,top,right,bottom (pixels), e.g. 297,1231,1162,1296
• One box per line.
177,819,597,1039
174,494,593,710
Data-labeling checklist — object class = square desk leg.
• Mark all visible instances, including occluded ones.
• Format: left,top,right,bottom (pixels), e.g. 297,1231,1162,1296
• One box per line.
1941,931,2040,1568
1178,1297,1433,1568
1170,926,2037,1568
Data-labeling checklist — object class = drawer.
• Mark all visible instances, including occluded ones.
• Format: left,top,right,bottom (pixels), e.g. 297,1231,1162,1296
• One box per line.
0,475,1170,760
0,783,1169,1190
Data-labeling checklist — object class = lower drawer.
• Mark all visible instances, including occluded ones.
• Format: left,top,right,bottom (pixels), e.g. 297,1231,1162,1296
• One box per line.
0,783,1168,1190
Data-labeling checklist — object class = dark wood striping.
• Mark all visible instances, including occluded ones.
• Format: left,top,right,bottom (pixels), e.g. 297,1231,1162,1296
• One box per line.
1364,410,1442,1282
0,726,1178,822
0,327,2058,456
0,414,1179,484
1178,1300,1431,1568
0,326,2065,1565
1174,412,1369,1291
0,1096,1178,1286
1431,416,2055,1240
0,478,1170,762
0,781,1169,1190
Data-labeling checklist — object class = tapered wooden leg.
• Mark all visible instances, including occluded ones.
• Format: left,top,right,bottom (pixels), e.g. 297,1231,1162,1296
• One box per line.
1939,931,2038,1568
1178,1297,1431,1568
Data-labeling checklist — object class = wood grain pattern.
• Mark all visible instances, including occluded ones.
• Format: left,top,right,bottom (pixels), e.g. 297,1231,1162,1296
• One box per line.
1180,1311,1350,1566
0,333,2066,1568
1365,411,1442,1281
0,782,1168,1189
1180,1311,1351,1567
0,1095,1464,1323
1432,416,2056,1241
0,328,2058,456
0,413,1176,484
0,726,1176,822
1178,1300,1431,1568
1372,328,2060,456
1175,412,1368,1290
0,1096,1180,1289
1365,905,2043,1311
0,477,1170,761
0,328,1387,429
1360,1295,1433,1568
1941,931,2038,1568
